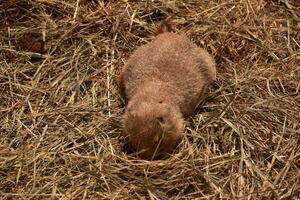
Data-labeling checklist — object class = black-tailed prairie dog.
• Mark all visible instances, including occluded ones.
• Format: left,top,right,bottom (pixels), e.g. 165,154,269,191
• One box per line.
119,18,216,160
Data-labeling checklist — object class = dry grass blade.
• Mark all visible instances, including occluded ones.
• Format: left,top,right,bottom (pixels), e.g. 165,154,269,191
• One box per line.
0,0,299,199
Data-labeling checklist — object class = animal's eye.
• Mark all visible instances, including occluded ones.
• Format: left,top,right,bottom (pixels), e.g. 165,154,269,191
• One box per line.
159,100,163,104
157,117,165,123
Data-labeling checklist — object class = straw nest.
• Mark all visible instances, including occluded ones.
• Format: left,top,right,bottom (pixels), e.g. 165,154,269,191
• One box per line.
1,0,299,199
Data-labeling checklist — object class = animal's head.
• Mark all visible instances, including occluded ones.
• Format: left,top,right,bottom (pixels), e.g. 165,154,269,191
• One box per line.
123,99,184,160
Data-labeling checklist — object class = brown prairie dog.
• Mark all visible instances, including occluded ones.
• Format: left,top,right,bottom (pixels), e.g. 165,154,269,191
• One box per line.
119,18,216,160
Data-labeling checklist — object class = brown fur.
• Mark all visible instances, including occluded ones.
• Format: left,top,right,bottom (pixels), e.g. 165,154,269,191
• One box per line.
155,17,172,35
120,19,216,160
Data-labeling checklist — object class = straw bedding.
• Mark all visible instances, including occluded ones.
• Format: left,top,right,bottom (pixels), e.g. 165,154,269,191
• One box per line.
0,0,299,199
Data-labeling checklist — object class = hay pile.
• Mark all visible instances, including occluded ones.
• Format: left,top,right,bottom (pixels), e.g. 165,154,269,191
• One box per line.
1,0,299,199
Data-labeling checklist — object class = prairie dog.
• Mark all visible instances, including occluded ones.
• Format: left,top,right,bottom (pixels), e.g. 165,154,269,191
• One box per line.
119,18,216,160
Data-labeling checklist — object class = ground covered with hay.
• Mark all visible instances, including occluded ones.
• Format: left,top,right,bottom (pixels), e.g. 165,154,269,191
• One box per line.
0,0,299,199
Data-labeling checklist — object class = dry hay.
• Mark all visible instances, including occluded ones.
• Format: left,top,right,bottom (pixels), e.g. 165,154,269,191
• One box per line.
0,0,299,199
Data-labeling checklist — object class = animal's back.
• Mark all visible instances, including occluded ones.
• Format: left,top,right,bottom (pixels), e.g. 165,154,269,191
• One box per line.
121,32,215,116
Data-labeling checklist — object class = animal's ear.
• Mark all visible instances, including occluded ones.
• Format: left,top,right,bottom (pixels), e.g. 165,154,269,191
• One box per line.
127,109,137,118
